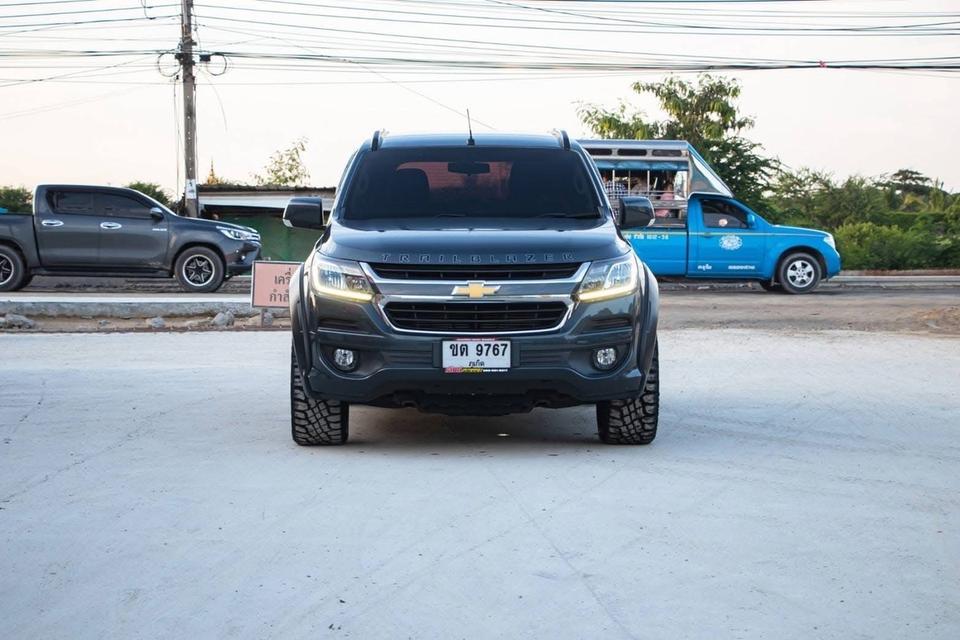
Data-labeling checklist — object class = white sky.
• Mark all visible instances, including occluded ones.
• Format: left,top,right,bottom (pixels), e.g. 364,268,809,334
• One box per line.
1,0,958,195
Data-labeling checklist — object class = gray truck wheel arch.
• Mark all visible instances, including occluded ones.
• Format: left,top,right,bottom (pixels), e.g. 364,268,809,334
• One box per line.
171,243,226,276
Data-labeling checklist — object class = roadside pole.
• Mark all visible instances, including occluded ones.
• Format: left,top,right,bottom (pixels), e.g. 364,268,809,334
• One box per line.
179,0,199,217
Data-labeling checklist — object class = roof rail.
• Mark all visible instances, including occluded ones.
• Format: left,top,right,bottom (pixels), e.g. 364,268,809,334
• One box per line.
371,129,385,151
552,129,570,150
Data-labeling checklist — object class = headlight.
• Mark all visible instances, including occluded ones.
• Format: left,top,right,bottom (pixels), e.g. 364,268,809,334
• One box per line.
310,254,374,302
577,254,640,302
218,226,259,242
823,234,836,250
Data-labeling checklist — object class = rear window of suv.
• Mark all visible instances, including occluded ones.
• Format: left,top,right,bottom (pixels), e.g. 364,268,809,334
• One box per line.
344,147,599,220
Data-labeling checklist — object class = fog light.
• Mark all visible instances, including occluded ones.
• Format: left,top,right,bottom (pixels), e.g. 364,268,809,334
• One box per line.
332,348,357,372
593,347,618,371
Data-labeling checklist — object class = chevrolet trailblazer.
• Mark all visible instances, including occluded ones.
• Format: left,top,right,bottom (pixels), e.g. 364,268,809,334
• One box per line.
283,131,660,446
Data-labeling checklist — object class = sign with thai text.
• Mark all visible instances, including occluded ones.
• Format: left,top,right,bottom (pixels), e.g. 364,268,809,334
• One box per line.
251,261,301,308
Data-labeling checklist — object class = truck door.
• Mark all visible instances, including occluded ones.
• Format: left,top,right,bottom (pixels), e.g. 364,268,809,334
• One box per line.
35,189,101,267
96,192,169,269
621,214,687,276
689,197,766,276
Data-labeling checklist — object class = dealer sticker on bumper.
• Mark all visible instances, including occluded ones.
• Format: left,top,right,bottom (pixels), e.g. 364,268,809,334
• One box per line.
442,339,510,373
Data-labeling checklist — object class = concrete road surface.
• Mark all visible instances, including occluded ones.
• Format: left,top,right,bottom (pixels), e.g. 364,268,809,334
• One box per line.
1,331,959,639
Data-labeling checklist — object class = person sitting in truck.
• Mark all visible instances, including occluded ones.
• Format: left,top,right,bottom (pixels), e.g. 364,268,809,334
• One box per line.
629,176,650,196
654,177,675,218
600,172,627,215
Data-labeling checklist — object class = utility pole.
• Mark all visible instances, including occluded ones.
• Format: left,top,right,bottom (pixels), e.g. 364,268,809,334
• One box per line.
179,0,199,217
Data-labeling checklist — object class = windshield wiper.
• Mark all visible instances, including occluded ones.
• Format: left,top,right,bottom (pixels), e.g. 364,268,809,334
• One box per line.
535,213,599,219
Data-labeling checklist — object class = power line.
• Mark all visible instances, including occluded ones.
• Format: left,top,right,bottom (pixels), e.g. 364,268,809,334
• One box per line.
0,3,177,19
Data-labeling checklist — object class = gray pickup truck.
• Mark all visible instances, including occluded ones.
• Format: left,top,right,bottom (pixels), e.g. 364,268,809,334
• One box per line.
0,184,261,292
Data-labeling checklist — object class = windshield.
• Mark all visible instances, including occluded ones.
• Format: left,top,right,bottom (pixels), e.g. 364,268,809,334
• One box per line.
343,147,599,220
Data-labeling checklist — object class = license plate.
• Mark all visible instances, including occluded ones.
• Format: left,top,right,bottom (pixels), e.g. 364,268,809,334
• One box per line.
442,339,510,373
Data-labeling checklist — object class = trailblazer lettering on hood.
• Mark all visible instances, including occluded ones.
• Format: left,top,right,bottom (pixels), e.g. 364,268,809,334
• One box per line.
380,252,577,264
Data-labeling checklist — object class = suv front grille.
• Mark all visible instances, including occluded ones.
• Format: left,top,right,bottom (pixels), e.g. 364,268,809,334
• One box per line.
384,301,567,333
369,262,581,281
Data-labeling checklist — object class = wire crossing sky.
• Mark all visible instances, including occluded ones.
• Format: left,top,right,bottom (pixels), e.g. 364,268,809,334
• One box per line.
0,0,957,191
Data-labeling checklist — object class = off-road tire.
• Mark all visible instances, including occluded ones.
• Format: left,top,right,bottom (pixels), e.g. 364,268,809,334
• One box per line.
0,245,29,292
174,246,225,293
597,343,659,445
778,252,822,294
291,347,349,446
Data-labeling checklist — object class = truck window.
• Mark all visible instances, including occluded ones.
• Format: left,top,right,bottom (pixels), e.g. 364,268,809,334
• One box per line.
344,147,599,220
49,191,94,215
98,193,152,219
702,199,748,229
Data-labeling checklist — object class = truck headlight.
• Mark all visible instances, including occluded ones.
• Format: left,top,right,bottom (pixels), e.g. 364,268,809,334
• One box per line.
577,254,640,302
218,226,259,242
310,254,374,302
823,234,836,250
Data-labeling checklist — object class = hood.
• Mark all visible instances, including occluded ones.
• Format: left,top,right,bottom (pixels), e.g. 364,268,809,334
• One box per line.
771,224,829,238
320,217,630,265
182,217,258,234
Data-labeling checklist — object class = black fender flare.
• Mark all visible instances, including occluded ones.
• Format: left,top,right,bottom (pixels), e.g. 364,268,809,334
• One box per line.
637,263,660,377
290,263,312,377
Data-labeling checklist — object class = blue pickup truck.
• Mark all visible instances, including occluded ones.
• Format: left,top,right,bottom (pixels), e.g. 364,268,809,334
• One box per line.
581,140,841,293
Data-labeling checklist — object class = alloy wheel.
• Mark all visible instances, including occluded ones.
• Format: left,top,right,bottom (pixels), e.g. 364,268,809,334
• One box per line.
182,255,215,286
786,259,815,289
0,255,13,286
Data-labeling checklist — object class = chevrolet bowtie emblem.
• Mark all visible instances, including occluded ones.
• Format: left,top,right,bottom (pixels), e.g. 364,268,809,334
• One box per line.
452,281,501,298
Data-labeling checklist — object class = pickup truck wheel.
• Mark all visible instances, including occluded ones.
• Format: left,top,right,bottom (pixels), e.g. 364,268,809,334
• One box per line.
175,247,225,293
0,246,29,292
291,347,349,446
778,252,822,294
597,343,659,445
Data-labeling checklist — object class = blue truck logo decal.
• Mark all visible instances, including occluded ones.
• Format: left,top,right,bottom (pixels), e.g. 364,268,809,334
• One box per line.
719,235,743,251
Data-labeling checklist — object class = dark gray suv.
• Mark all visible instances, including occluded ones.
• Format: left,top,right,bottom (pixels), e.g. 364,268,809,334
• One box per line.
285,131,660,445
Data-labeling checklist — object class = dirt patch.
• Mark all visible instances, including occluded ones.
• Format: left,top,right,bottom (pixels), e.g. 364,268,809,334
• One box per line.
659,289,960,335
911,306,960,333
1,315,291,333
4,289,959,336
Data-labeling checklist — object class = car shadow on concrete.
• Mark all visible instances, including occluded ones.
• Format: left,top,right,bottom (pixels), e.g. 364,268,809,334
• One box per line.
341,405,605,449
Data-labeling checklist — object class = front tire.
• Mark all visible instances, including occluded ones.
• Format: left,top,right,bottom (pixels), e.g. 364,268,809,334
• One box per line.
0,245,29,292
291,347,349,446
778,252,822,294
174,247,225,293
597,343,659,445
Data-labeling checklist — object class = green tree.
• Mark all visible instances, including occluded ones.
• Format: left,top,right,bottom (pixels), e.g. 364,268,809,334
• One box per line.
255,137,310,187
0,186,32,213
883,169,932,197
126,181,172,207
834,222,941,270
578,74,779,208
766,168,832,225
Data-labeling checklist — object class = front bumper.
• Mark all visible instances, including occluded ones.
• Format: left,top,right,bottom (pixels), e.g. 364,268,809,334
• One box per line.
225,241,261,274
292,265,659,414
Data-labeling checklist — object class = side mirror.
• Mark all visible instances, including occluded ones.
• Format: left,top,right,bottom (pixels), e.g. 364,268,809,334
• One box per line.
746,212,757,228
283,197,325,230
149,206,165,221
619,196,656,229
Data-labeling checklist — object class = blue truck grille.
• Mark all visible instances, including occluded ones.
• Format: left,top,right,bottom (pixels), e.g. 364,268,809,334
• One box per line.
384,301,568,333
